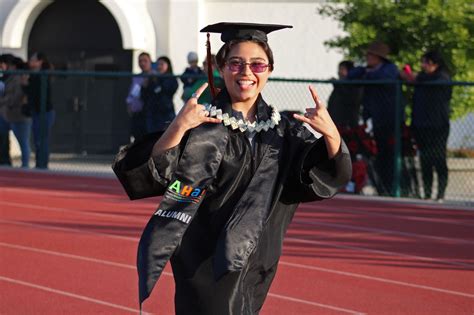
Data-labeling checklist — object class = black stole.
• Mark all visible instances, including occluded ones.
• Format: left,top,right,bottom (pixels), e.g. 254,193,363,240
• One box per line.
137,90,284,308
137,122,228,306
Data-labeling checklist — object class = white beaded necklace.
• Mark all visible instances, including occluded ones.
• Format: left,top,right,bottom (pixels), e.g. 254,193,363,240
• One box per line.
206,105,281,133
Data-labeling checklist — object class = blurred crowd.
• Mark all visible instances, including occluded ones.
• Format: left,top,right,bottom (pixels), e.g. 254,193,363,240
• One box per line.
327,42,452,201
0,52,54,169
124,51,222,141
1,43,453,201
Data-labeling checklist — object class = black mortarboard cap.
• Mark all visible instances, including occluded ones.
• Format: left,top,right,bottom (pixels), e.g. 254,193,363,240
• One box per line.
200,22,292,43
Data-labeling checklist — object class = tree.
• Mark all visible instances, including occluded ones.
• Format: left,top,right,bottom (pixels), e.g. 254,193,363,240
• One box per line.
319,0,474,118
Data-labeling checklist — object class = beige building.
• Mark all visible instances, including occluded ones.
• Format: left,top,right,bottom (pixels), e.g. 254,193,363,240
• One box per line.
0,0,344,78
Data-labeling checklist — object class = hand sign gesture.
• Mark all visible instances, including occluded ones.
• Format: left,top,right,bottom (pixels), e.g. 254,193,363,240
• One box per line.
152,83,222,156
175,82,222,130
293,85,342,158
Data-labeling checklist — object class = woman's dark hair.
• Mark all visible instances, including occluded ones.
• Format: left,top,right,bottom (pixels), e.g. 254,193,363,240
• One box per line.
422,50,449,74
215,39,275,71
0,54,15,66
339,60,354,71
13,57,27,70
139,52,151,60
157,56,174,74
31,52,51,70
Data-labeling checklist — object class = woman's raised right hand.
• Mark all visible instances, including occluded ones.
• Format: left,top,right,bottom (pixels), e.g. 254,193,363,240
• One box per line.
152,83,221,156
174,82,221,131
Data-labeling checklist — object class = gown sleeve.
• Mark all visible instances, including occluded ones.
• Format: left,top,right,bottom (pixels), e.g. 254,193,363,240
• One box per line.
284,123,352,203
112,132,183,200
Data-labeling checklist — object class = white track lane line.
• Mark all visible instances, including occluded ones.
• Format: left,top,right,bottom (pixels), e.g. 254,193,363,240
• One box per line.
278,261,474,298
0,175,118,191
3,172,473,210
3,201,473,269
0,201,149,224
0,219,139,242
3,200,472,247
1,187,118,198
292,218,474,244
0,242,363,314
298,204,474,227
0,276,148,314
2,215,472,270
4,183,473,229
266,293,365,314
334,194,474,211
2,241,473,300
0,242,136,270
284,237,474,269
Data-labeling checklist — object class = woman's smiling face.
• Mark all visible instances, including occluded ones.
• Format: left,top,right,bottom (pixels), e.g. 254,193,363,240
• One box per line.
221,41,272,106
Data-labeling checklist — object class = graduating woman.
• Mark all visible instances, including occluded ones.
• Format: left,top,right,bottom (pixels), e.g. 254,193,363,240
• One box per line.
113,22,352,314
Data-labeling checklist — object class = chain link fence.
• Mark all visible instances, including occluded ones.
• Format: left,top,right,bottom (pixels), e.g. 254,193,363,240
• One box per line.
1,70,473,203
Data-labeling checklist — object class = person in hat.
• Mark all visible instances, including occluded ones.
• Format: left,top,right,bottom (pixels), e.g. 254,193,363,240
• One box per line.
113,22,351,314
181,51,205,102
347,41,400,196
182,54,224,106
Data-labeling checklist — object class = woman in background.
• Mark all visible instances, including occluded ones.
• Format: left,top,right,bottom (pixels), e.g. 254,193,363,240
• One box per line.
0,56,31,168
141,56,178,134
24,52,54,169
408,51,452,201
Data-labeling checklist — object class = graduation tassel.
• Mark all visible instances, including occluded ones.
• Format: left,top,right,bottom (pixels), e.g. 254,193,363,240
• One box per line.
206,32,217,99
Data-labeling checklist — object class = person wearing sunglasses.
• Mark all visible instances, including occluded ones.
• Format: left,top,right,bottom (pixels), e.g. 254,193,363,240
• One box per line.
113,22,351,314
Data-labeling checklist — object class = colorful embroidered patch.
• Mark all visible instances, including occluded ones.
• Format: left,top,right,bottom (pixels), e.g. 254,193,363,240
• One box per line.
163,180,206,204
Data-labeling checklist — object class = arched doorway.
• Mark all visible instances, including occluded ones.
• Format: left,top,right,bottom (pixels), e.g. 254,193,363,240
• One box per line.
28,0,132,153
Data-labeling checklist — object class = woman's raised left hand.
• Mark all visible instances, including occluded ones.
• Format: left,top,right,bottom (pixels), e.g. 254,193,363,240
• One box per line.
293,85,341,158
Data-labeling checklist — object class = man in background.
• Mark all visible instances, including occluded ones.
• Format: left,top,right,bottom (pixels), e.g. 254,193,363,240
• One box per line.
348,41,400,196
125,52,152,142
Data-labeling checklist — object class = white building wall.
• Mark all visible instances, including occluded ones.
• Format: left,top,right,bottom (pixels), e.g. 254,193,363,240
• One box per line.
168,0,202,74
0,0,53,59
0,0,344,79
147,0,172,61
0,0,17,45
201,1,344,80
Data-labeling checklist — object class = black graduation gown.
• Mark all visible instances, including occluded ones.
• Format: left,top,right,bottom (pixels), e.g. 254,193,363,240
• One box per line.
113,91,352,315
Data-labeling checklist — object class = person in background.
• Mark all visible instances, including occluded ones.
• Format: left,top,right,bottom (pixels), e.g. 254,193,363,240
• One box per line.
180,51,204,102
0,54,13,166
328,60,362,128
23,52,55,169
0,56,31,168
182,54,223,105
328,60,368,193
402,51,452,202
141,56,178,134
347,41,400,196
0,56,5,96
126,52,151,141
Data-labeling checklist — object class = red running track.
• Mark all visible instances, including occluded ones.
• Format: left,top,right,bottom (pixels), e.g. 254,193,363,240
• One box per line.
1,169,473,314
